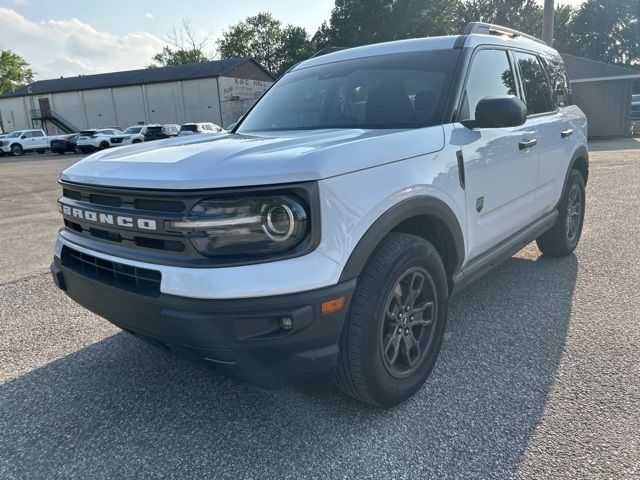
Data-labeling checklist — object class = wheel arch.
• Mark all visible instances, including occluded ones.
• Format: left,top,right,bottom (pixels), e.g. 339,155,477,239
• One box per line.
338,196,465,286
556,145,589,210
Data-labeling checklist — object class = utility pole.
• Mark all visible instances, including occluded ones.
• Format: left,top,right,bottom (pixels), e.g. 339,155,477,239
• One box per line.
542,0,555,46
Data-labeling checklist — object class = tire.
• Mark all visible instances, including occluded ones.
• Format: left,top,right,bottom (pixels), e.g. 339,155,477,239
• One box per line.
132,139,141,144
536,168,586,256
335,233,448,407
99,141,109,150
11,144,23,156
37,149,45,154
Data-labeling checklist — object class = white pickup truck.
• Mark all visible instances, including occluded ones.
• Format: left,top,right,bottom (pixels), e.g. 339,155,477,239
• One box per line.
0,129,49,156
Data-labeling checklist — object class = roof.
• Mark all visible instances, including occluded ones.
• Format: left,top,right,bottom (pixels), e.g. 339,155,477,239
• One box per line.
1,58,274,98
561,53,640,83
295,32,559,72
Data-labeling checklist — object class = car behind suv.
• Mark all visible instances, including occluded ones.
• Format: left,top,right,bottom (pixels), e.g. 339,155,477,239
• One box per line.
144,124,180,142
52,23,588,407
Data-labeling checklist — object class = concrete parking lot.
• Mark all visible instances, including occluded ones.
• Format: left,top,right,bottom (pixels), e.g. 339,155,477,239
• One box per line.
1,142,639,479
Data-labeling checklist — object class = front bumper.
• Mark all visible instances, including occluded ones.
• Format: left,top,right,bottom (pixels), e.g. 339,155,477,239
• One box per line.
51,255,356,389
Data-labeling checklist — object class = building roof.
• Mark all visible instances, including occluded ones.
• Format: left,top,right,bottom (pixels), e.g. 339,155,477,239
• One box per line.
561,53,640,83
1,57,274,98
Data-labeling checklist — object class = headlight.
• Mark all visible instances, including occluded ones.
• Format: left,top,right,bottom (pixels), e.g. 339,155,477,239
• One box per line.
167,195,309,257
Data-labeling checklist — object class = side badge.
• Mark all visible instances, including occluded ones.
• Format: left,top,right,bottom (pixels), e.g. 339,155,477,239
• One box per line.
476,196,484,213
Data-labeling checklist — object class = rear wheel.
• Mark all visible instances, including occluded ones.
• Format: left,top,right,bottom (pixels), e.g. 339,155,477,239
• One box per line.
537,168,586,256
335,233,448,407
11,144,23,156
99,141,109,149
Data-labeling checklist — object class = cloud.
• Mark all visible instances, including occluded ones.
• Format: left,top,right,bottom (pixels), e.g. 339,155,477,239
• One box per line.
145,12,153,20
0,8,166,79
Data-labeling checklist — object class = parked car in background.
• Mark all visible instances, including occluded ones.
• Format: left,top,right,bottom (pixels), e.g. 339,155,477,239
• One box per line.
144,124,180,142
178,122,224,136
631,94,640,121
76,129,123,153
0,129,48,156
50,134,80,155
118,125,147,145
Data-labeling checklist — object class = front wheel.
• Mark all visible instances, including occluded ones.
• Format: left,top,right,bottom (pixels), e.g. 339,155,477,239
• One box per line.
537,168,586,256
11,144,23,156
99,141,109,150
335,233,448,407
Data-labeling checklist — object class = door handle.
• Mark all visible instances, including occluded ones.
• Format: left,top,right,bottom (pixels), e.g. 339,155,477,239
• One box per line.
561,129,574,138
519,138,537,150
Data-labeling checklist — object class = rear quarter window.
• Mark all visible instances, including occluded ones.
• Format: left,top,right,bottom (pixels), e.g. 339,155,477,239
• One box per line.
544,58,573,108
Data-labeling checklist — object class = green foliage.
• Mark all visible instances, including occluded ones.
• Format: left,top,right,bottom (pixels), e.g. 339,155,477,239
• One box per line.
456,0,542,36
148,19,211,68
565,0,639,65
149,46,209,67
214,0,640,78
0,49,34,95
218,12,313,76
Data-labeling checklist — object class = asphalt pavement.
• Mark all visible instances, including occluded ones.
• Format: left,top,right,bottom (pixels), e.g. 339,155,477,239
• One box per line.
1,142,639,479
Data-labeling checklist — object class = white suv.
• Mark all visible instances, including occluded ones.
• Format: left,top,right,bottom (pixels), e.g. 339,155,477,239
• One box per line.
51,23,588,407
76,128,123,153
1,129,48,156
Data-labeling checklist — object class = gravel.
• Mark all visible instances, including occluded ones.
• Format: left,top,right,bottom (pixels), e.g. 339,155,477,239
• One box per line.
1,141,639,479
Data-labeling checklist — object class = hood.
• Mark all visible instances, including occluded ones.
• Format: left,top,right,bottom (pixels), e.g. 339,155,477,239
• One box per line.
61,127,444,190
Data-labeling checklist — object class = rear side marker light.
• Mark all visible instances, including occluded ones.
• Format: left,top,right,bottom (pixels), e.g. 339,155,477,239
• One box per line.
321,296,346,315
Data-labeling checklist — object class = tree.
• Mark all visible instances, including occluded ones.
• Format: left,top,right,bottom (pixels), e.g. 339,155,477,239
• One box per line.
218,12,314,76
565,0,640,66
0,50,33,95
314,0,460,49
456,0,543,36
149,19,210,67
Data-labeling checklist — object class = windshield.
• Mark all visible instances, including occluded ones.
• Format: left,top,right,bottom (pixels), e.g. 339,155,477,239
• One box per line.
123,126,143,134
7,132,22,138
180,124,199,132
79,130,96,136
237,50,459,133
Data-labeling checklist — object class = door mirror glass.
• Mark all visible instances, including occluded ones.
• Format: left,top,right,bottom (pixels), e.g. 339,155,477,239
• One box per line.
473,95,528,129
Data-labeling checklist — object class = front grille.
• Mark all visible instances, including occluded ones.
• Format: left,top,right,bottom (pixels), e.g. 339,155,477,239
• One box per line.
61,246,161,296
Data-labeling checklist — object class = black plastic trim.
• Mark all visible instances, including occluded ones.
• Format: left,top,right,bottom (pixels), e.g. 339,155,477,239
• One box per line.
451,210,558,295
339,196,465,283
52,255,356,389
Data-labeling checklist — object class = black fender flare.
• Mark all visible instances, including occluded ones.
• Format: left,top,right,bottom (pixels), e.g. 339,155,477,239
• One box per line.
338,196,465,282
557,145,589,209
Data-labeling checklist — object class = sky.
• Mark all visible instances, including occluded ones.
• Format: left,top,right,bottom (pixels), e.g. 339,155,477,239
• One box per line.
0,0,585,81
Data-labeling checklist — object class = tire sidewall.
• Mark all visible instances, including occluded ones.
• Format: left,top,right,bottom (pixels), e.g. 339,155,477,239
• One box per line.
561,170,586,250
354,237,448,406
11,144,23,156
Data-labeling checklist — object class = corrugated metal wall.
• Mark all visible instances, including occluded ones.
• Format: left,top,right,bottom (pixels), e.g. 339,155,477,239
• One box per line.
571,79,633,137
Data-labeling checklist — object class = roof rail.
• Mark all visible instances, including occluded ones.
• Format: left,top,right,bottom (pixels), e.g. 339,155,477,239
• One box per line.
310,47,347,58
464,22,546,45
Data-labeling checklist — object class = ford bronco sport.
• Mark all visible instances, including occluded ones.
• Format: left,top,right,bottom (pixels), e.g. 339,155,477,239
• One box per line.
51,23,588,407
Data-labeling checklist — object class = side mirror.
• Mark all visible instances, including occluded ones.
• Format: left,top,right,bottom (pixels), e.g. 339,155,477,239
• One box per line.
474,95,527,128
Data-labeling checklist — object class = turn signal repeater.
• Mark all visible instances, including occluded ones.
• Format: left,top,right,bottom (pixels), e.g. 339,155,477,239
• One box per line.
321,296,346,315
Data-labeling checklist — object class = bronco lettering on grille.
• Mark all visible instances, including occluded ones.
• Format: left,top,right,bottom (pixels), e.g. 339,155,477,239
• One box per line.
60,204,157,231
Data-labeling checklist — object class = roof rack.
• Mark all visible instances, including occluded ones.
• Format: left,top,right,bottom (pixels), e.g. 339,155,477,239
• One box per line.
464,22,546,45
310,47,347,58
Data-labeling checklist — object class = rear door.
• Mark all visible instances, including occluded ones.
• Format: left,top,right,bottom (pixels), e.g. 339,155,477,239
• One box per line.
454,48,539,261
31,130,47,149
511,51,567,216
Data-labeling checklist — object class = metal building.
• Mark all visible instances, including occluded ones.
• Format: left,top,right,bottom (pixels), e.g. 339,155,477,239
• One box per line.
0,58,274,134
562,54,640,138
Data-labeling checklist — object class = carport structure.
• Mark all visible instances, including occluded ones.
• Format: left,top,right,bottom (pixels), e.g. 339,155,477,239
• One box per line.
561,54,640,138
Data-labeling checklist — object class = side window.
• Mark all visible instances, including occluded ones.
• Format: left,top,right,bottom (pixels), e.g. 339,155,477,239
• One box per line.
32,131,44,137
21,131,32,138
460,49,516,122
514,52,553,115
544,58,573,107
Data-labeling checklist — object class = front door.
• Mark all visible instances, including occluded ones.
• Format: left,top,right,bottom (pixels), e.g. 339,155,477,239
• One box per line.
454,48,539,261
